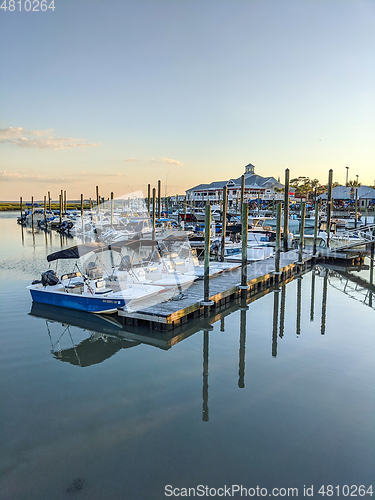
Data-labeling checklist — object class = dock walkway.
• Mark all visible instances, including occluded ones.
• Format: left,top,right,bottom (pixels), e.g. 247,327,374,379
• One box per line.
118,250,314,330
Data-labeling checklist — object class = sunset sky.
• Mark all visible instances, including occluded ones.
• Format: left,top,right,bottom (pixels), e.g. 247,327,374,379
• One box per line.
1,0,374,201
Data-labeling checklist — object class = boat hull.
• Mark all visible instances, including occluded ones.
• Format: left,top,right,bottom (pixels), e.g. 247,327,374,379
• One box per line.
29,287,127,314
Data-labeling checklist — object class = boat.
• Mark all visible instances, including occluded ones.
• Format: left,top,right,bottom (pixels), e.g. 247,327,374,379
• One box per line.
27,242,165,314
108,238,197,290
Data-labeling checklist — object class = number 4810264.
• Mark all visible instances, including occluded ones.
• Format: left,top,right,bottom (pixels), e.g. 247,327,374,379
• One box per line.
1,0,55,11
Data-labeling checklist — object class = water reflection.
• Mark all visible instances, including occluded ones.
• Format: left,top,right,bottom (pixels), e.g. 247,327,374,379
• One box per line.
310,271,315,322
31,304,140,367
279,283,286,338
239,299,248,386
202,329,209,422
27,258,374,428
30,262,374,371
272,289,279,357
296,277,302,336
329,272,374,308
321,269,328,335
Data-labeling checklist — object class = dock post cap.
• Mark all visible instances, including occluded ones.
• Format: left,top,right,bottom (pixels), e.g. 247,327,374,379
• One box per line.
238,285,249,290
202,324,214,331
239,305,249,311
201,300,214,307
272,271,282,275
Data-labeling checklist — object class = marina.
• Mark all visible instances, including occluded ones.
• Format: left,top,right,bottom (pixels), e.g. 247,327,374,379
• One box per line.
2,3,375,498
15,173,374,332
0,210,374,499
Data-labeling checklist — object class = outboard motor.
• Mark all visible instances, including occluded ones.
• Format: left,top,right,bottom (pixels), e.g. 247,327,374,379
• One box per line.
210,239,220,256
41,270,59,286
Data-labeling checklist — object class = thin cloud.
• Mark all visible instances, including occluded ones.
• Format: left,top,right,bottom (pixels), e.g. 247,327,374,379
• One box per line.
0,127,53,140
123,158,139,162
0,127,99,149
0,171,76,183
1,170,122,183
160,158,184,166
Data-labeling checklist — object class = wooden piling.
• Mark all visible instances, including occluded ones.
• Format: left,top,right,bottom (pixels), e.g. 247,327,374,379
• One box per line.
44,195,47,224
59,194,62,224
176,194,180,224
152,188,156,239
240,174,245,208
275,202,282,278
20,196,23,217
96,186,100,212
204,204,211,305
355,187,358,229
80,194,84,220
48,191,51,212
298,202,306,264
60,190,63,215
326,169,333,247
110,192,114,228
283,168,290,251
220,186,228,262
64,191,67,213
241,202,248,289
31,196,34,225
313,198,320,256
147,184,151,216
157,180,161,219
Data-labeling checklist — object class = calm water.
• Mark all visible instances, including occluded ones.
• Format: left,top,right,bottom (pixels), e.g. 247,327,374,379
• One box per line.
0,213,374,500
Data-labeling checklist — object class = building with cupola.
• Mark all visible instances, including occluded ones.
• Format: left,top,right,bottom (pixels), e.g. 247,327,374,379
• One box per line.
186,163,284,207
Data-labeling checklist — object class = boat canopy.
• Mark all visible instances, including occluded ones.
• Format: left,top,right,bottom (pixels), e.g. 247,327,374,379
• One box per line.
47,239,159,262
47,243,112,262
112,239,158,252
161,234,189,242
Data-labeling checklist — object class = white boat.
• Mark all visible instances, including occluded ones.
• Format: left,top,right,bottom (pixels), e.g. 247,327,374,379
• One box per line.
225,246,274,262
106,238,197,291
28,243,165,314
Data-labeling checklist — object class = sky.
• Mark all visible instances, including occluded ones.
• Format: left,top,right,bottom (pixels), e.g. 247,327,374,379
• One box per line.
0,0,374,201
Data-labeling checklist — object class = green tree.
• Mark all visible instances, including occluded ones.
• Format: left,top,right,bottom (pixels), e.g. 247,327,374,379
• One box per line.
290,177,324,199
346,180,361,187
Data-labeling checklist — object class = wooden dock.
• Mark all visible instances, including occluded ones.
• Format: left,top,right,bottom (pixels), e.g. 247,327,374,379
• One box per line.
118,250,315,330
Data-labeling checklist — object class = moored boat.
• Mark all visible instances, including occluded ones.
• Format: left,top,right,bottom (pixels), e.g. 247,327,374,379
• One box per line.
27,242,165,314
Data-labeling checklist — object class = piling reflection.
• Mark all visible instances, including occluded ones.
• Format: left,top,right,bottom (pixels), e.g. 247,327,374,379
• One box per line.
321,269,328,335
203,330,209,422
296,277,302,336
220,317,225,332
310,272,315,322
279,284,286,339
239,300,248,386
272,289,279,357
